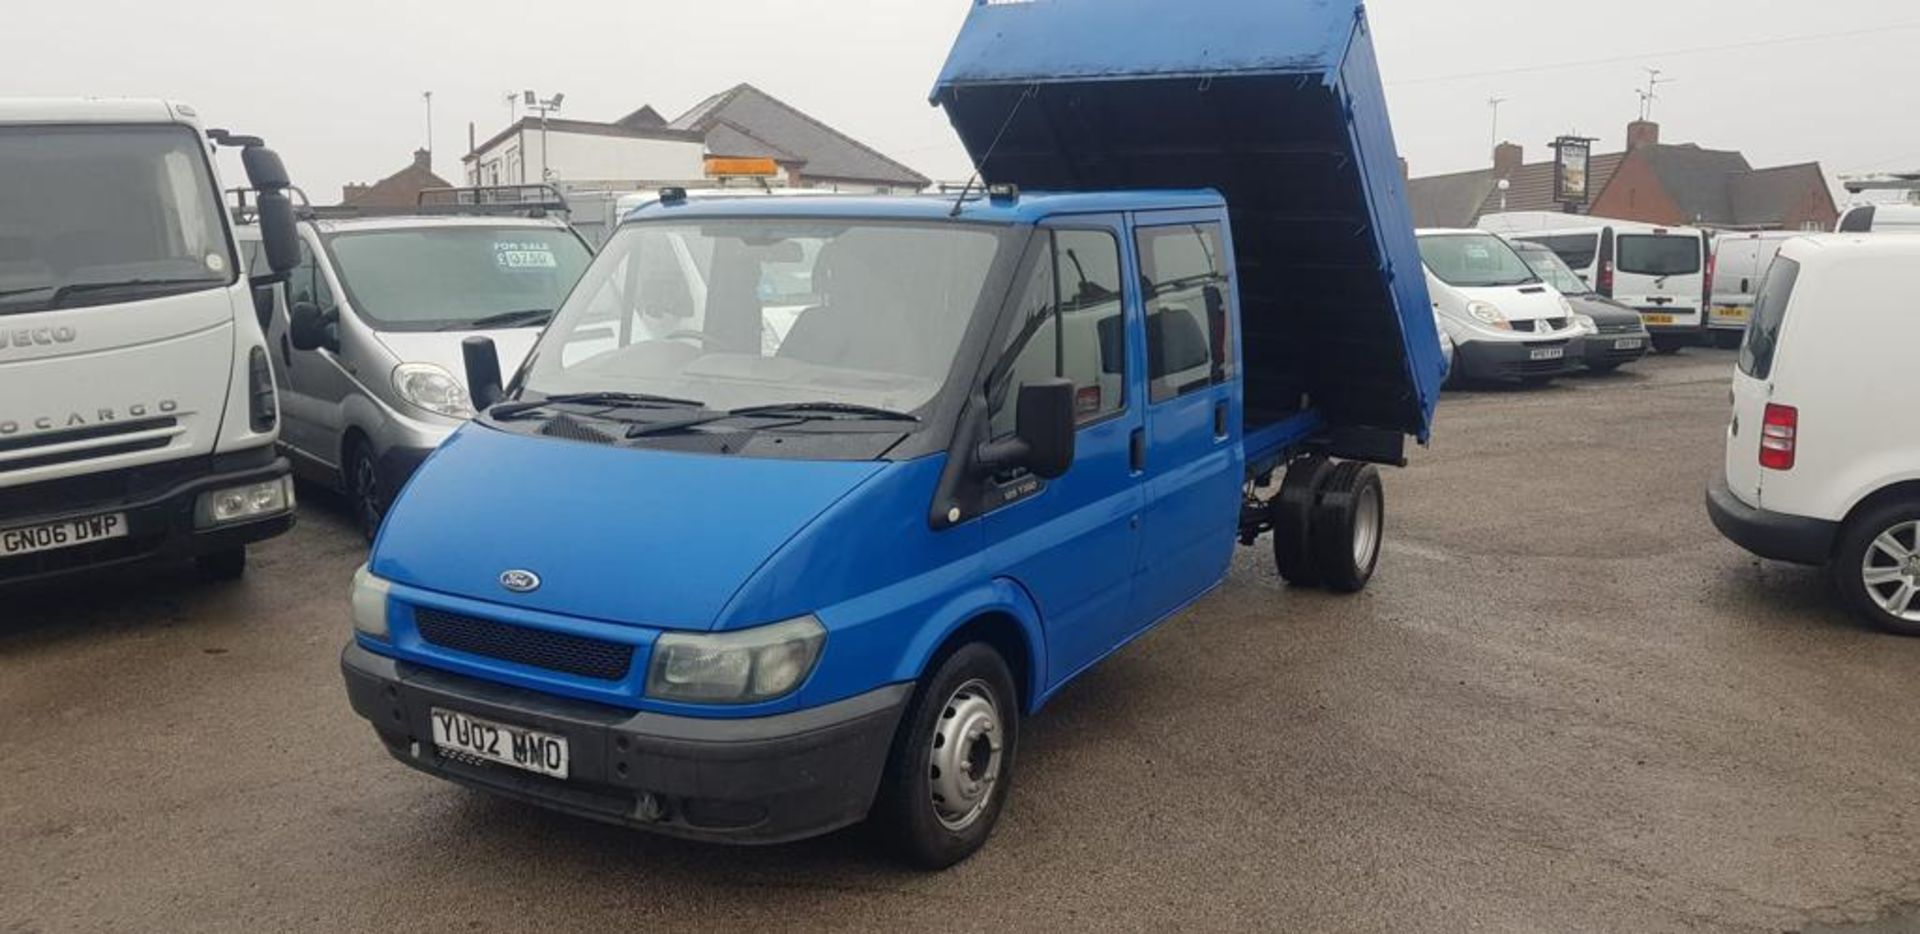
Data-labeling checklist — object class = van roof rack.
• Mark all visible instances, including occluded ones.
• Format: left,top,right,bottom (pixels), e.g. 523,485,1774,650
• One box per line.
299,185,572,222
226,185,313,225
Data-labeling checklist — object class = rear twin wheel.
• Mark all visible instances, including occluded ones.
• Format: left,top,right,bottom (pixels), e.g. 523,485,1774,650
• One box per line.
1271,458,1385,593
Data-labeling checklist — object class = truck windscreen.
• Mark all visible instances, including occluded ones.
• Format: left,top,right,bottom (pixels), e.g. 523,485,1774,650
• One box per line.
0,124,234,316
522,220,1009,417
323,227,593,332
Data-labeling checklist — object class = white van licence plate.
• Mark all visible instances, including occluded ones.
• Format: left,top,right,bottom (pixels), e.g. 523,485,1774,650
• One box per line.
1529,347,1565,361
431,708,570,779
0,513,127,558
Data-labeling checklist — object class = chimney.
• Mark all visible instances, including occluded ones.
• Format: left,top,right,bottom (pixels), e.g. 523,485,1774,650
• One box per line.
1493,142,1524,179
341,183,370,205
1627,120,1660,151
413,148,433,171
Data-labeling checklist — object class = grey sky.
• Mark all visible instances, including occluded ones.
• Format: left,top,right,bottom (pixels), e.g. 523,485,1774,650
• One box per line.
13,1,1918,201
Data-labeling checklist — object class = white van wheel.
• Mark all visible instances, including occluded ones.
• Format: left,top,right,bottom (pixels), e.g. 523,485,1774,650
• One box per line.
1835,503,1920,637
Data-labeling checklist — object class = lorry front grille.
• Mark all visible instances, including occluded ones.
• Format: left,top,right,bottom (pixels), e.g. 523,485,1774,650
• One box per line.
0,417,180,474
413,607,635,681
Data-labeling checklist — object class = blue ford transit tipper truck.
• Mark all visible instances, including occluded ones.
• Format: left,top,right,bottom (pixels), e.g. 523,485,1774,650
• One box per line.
341,0,1442,868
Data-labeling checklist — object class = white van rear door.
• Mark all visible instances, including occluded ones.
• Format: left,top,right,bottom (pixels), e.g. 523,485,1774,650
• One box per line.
1614,232,1705,328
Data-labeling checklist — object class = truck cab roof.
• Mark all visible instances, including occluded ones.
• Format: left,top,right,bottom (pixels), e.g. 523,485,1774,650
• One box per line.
0,98,196,126
625,189,1227,225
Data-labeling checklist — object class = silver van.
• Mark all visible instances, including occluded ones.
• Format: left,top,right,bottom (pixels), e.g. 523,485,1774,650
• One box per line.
241,190,592,538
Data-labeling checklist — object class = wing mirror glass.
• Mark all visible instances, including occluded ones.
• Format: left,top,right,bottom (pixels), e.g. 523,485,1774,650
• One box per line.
976,378,1076,480
462,336,505,411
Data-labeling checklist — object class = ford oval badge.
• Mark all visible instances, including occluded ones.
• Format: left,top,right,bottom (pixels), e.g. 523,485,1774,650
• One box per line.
499,569,542,594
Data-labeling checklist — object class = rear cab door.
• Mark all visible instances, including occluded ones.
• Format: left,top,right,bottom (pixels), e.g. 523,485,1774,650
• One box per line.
1128,209,1244,630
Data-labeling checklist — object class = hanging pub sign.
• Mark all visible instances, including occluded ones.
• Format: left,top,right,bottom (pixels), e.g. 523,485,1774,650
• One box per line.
1553,136,1596,207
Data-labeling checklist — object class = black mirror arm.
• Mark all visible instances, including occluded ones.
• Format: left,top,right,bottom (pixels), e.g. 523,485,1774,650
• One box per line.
973,437,1033,477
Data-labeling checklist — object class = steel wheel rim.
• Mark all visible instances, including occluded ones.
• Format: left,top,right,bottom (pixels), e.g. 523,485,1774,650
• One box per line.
1352,484,1383,570
1861,520,1920,622
927,678,1003,832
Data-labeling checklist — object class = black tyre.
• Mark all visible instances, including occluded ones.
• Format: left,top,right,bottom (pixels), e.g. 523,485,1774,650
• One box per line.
346,440,384,543
1711,329,1744,350
1309,462,1385,594
1587,362,1622,375
1650,336,1686,355
873,642,1019,870
194,546,247,582
1271,457,1335,588
1831,499,1920,637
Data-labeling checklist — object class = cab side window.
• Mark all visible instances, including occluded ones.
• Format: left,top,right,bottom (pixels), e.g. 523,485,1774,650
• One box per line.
1137,223,1232,403
287,241,334,313
987,229,1127,440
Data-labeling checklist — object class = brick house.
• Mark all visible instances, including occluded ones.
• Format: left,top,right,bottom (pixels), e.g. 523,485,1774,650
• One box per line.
339,149,453,208
1409,121,1838,232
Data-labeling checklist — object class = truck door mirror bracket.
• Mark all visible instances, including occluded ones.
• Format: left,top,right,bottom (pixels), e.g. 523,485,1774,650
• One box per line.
974,379,1076,481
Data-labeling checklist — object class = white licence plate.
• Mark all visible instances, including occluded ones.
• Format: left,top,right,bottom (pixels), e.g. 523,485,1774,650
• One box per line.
430,708,570,779
1614,338,1644,350
0,512,128,558
1529,347,1565,361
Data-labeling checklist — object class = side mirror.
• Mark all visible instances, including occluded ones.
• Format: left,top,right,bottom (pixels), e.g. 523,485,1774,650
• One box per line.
462,336,504,412
254,191,301,279
975,378,1076,480
289,301,336,352
241,145,292,191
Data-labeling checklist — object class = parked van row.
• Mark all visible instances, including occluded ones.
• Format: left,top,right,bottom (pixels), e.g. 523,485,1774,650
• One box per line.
1418,229,1649,385
1479,212,1716,355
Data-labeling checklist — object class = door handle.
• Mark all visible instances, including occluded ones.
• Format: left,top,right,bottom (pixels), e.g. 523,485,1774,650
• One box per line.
1130,428,1146,473
1214,400,1229,440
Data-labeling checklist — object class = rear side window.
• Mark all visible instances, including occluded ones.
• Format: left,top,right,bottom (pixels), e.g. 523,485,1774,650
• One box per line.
1138,223,1233,403
1617,235,1701,276
1525,234,1599,270
1739,257,1800,380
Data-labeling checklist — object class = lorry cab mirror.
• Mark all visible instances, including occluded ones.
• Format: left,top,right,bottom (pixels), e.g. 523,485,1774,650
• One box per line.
253,191,301,280
288,300,338,353
975,378,1076,481
241,146,292,191
462,336,505,412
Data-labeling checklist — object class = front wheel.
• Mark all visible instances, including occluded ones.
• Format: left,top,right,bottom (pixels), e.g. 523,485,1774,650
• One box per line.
346,441,384,543
873,642,1019,870
194,546,247,582
1309,462,1385,593
1833,501,1920,637
1650,336,1687,355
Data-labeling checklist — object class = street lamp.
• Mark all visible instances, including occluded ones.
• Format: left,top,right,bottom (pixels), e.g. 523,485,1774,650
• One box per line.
523,90,565,184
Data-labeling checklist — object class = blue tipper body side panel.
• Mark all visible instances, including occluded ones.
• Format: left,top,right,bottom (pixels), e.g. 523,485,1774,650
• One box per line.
932,0,1443,444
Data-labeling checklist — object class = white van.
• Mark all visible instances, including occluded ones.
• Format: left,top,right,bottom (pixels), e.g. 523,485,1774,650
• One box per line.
1707,235,1920,635
1480,212,1713,354
1417,229,1583,383
1708,231,1799,345
1836,203,1920,233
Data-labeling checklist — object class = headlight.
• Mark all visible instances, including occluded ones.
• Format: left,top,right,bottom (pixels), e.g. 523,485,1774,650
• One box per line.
351,564,391,640
647,616,826,704
1573,313,1599,335
194,476,295,528
1466,300,1511,330
392,363,476,419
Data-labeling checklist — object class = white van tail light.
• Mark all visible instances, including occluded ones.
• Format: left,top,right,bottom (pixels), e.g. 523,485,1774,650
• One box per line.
1760,404,1798,471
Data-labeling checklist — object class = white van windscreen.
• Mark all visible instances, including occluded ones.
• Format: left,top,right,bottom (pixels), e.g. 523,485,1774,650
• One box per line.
1617,236,1701,277
1738,257,1799,380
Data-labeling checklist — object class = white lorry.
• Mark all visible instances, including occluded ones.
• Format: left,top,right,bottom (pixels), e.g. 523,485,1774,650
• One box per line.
0,99,303,585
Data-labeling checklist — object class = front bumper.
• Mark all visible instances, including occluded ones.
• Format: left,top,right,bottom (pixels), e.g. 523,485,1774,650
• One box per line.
1454,337,1581,381
0,449,294,586
1706,473,1837,566
341,642,912,845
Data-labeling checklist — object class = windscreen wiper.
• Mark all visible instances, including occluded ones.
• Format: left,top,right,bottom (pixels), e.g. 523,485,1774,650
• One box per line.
490,391,707,419
621,401,920,439
448,309,554,331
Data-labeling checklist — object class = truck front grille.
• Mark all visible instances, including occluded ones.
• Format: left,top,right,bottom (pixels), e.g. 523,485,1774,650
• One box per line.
413,607,636,681
0,417,180,474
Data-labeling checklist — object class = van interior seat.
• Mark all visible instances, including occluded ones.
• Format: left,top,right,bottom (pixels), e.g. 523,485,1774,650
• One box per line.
778,234,931,377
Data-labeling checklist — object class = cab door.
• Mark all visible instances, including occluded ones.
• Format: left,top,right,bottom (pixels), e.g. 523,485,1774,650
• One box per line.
979,217,1146,686
267,234,351,472
1129,212,1245,630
